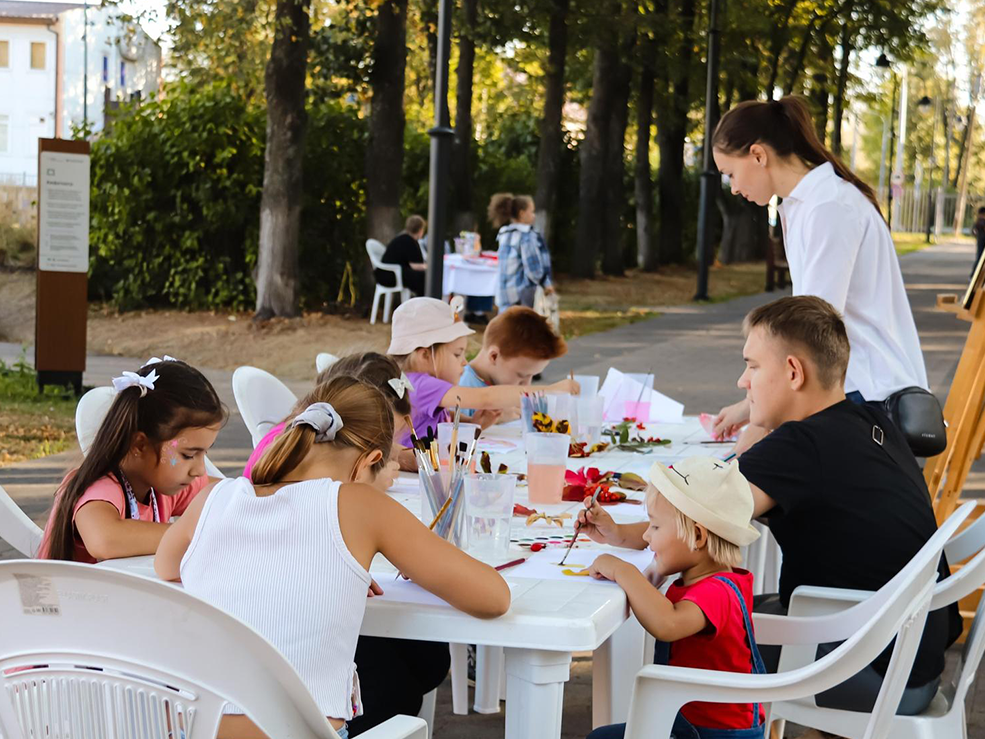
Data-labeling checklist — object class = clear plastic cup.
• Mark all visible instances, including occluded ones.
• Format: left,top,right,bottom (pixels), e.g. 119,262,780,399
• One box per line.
525,432,570,504
573,374,600,398
546,393,577,433
438,422,481,466
577,395,605,446
465,473,516,561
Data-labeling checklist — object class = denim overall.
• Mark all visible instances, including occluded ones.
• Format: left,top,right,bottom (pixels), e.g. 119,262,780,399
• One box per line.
586,576,766,739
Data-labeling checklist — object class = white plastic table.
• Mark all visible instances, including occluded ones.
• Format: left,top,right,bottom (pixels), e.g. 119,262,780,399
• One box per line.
98,416,768,739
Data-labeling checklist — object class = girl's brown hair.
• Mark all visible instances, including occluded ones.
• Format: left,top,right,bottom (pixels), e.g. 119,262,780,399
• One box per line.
713,96,881,215
43,361,226,561
314,352,412,417
252,376,394,485
487,193,534,229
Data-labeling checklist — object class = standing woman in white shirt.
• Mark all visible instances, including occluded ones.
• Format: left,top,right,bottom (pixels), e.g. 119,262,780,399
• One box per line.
709,97,928,451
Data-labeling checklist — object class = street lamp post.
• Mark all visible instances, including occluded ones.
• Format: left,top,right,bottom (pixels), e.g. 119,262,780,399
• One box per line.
694,0,723,302
424,0,454,299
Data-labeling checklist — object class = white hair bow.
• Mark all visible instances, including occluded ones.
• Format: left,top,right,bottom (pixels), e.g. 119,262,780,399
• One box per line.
112,369,159,397
142,355,180,367
291,402,344,443
387,373,415,399
450,295,465,322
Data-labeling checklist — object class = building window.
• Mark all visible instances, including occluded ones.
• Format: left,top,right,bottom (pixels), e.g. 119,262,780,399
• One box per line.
0,115,9,153
120,61,125,88
0,41,9,69
30,42,45,70
102,55,108,84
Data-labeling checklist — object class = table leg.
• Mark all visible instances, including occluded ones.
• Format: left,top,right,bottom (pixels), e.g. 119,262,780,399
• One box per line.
592,614,646,728
474,645,505,714
504,648,572,739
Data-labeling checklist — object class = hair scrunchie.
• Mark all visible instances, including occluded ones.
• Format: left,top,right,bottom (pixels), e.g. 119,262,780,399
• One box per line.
291,402,344,443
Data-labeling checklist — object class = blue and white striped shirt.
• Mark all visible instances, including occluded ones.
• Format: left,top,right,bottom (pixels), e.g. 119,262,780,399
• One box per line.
495,223,553,308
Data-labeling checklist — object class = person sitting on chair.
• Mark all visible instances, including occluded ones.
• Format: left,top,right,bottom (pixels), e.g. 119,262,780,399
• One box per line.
376,215,428,297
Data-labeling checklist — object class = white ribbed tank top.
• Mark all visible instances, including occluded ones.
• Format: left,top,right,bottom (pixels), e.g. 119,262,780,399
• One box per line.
180,477,371,720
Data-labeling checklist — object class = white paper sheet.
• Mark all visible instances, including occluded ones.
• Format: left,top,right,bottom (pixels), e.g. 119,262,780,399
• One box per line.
506,547,654,581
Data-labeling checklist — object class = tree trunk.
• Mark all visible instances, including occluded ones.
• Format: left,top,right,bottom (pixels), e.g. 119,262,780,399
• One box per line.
365,0,408,244
533,0,569,247
635,38,657,271
450,0,478,234
573,16,620,279
765,0,801,98
953,107,972,189
653,0,695,266
784,12,819,94
717,193,768,263
601,41,633,277
809,38,831,145
954,106,977,234
831,21,852,157
255,0,312,319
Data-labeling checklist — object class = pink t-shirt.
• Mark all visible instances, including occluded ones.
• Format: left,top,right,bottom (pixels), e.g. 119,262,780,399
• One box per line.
243,422,287,480
39,471,210,564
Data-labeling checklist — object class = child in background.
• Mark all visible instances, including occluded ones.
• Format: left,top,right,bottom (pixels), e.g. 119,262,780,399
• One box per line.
157,376,510,739
580,457,766,739
387,297,579,446
243,352,413,480
460,306,568,419
39,359,226,563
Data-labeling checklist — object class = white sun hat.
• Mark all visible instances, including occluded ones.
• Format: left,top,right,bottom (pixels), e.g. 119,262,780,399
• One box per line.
648,456,760,547
386,296,475,355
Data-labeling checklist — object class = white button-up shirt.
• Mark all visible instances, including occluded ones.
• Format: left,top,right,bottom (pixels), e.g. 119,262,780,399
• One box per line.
778,162,928,400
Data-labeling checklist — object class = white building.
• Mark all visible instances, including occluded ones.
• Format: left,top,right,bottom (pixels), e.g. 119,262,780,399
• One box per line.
0,1,161,184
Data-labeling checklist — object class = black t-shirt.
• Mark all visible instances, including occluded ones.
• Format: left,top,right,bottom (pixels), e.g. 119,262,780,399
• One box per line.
375,233,424,288
739,399,961,686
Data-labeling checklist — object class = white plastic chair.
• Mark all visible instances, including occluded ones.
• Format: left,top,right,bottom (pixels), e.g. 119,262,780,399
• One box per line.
620,501,974,739
316,353,340,374
76,386,226,478
771,504,985,739
231,366,298,447
0,560,426,739
0,483,43,557
367,238,411,325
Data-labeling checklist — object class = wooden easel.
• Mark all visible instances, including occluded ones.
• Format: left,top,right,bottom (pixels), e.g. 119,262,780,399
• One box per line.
924,256,985,522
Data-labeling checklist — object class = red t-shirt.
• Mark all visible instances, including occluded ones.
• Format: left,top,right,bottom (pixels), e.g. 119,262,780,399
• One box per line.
39,471,209,563
665,569,764,730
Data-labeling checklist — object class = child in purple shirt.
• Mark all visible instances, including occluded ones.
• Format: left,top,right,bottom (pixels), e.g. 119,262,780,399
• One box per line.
387,297,579,446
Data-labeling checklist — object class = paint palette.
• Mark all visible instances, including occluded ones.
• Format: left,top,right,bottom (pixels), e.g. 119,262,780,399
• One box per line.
476,437,521,454
510,533,592,550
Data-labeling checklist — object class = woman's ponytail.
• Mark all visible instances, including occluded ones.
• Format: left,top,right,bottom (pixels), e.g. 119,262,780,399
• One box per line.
713,96,882,216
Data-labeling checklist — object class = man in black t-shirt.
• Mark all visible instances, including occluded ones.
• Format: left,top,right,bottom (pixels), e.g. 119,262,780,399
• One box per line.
577,296,960,727
375,215,428,296
734,296,960,718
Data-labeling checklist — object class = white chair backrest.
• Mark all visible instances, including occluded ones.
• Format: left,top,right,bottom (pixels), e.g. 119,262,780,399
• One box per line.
366,239,387,269
766,502,973,732
0,484,42,558
75,386,116,455
0,560,339,739
232,367,298,447
316,353,339,374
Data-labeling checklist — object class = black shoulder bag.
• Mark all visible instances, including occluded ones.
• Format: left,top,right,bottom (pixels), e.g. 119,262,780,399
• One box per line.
881,387,947,458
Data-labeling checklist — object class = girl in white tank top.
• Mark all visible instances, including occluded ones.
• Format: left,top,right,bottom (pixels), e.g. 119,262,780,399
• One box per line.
155,376,511,739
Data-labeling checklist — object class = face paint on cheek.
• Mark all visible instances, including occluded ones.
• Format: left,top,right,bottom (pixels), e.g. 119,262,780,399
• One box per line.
168,439,180,467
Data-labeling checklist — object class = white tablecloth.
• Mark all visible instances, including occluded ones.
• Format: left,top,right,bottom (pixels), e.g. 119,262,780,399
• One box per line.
443,254,498,297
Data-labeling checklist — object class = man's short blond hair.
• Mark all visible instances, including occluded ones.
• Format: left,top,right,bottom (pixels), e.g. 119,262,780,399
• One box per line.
743,295,850,389
647,486,743,567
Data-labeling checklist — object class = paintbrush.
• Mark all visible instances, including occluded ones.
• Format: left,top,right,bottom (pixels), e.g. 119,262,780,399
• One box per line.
558,486,604,567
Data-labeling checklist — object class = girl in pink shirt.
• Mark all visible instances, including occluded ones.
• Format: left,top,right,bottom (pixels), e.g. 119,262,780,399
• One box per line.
243,352,414,479
39,359,226,563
